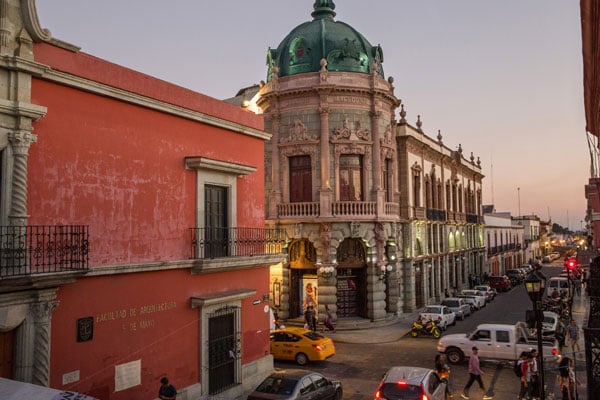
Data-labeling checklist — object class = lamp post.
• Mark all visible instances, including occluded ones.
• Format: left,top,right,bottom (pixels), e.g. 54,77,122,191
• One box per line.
524,267,547,400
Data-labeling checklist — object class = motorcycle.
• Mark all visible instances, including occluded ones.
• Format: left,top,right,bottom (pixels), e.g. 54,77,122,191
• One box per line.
411,318,441,338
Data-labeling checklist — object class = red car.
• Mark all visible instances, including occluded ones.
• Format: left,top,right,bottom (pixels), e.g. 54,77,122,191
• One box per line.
487,275,512,292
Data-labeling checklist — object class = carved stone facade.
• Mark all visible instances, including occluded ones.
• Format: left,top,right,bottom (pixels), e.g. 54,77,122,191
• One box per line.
260,1,484,324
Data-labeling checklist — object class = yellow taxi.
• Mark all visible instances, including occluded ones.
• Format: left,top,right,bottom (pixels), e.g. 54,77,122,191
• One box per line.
270,326,336,365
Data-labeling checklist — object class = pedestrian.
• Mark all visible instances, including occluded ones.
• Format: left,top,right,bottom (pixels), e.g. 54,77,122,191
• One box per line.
567,319,581,356
574,278,582,296
158,377,177,400
435,353,453,398
444,288,450,298
461,347,492,399
322,304,336,333
517,351,531,400
304,305,316,331
529,349,540,400
558,357,576,400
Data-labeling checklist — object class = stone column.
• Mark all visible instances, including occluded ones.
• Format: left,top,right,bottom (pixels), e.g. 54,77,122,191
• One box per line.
318,106,332,217
268,114,281,219
279,264,290,320
30,301,58,386
8,130,36,227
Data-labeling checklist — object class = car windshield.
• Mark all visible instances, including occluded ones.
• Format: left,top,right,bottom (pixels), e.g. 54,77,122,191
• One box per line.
256,377,297,395
303,331,326,340
442,300,459,307
380,382,422,399
423,306,441,313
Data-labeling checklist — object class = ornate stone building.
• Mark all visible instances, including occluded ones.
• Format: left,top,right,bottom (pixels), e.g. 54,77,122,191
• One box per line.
256,1,484,324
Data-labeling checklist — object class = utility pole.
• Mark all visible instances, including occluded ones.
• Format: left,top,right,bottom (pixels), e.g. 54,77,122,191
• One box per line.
517,187,521,217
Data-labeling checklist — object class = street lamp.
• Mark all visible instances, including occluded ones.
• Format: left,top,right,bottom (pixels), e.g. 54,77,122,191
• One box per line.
524,268,547,400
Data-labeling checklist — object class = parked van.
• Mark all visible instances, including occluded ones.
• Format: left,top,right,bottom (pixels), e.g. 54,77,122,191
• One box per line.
546,277,570,298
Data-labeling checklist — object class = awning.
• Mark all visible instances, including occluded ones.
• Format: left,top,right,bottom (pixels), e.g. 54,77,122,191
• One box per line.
0,378,97,400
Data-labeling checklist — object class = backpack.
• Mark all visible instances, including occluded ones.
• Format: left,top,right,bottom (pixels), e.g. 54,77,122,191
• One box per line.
514,360,523,377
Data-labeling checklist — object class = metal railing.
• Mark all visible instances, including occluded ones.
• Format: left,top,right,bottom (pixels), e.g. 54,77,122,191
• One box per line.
0,225,89,277
189,227,286,259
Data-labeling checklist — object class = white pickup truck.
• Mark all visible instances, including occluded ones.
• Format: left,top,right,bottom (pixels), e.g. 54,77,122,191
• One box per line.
437,322,560,364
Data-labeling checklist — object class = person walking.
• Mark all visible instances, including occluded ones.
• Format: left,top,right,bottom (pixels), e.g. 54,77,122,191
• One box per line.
461,347,492,399
558,357,576,400
304,305,316,331
435,353,453,398
517,352,531,400
567,319,581,357
158,377,177,400
322,304,336,333
529,349,540,400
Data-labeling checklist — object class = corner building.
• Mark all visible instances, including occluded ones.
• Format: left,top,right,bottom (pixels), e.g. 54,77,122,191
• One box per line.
0,1,283,399
258,1,484,324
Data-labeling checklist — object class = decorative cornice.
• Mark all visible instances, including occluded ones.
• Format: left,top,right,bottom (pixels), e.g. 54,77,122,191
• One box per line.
185,157,256,176
35,65,271,141
21,0,51,42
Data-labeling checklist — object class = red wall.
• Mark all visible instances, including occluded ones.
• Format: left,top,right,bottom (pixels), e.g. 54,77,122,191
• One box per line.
52,267,270,399
29,41,272,399
29,49,265,265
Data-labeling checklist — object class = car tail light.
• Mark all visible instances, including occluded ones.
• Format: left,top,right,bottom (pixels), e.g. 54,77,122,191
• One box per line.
437,316,442,321
552,348,558,355
312,344,323,351
421,384,429,400
374,389,382,399
396,381,408,386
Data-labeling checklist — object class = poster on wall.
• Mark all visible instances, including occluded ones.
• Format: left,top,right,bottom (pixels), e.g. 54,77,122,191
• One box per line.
300,275,318,315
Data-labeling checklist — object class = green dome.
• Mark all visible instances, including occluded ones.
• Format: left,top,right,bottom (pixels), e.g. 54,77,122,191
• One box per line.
266,0,384,81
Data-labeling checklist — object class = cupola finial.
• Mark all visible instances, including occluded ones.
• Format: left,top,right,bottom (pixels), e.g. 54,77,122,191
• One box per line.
312,0,336,20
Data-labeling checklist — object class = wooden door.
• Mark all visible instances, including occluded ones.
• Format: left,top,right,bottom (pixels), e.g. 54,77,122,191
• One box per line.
0,330,14,378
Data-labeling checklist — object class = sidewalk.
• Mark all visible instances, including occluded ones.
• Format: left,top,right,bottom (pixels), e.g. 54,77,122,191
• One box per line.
545,293,588,400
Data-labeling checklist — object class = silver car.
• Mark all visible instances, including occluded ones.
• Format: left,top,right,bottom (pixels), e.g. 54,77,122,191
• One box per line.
441,297,471,320
247,369,342,400
374,366,447,400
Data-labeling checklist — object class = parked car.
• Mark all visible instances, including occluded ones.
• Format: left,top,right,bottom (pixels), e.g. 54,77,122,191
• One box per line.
247,369,342,400
374,366,447,400
506,269,523,285
437,322,560,364
270,327,335,365
441,297,472,320
487,275,512,292
419,305,456,330
459,290,487,308
457,295,480,312
473,285,496,301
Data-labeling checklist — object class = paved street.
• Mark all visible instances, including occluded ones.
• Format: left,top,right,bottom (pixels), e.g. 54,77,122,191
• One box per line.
268,262,587,400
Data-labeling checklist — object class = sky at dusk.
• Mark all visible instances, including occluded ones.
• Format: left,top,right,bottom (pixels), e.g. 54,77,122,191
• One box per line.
36,1,589,230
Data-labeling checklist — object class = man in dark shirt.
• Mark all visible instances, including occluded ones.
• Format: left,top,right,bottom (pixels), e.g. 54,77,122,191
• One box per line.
159,377,177,400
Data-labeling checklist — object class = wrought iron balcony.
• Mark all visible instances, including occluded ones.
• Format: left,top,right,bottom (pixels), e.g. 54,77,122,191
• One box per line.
426,208,446,221
189,227,286,259
0,225,89,278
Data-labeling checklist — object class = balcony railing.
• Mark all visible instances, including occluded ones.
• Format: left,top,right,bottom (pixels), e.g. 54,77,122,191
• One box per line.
277,202,320,218
426,208,447,221
332,201,376,216
0,225,89,278
189,227,286,259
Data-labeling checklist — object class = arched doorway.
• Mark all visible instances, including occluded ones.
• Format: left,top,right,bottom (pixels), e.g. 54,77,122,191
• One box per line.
288,239,317,319
336,238,367,318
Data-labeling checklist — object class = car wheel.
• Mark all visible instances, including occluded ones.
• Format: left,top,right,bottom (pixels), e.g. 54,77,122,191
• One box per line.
334,388,343,400
446,347,464,364
451,318,457,326
295,352,308,366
